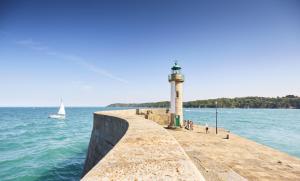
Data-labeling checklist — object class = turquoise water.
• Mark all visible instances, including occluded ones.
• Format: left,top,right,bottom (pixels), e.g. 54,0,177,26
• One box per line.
184,108,300,158
0,107,124,181
0,108,300,180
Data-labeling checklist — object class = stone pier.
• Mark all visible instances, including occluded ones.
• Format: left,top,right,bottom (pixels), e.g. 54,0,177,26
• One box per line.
82,109,205,180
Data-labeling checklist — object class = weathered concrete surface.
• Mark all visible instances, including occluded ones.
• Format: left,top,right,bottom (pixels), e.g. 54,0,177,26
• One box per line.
82,110,205,180
168,125,300,181
136,108,170,125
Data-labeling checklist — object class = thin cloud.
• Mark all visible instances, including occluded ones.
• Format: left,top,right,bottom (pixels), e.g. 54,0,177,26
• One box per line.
77,60,129,84
16,39,49,51
15,39,128,84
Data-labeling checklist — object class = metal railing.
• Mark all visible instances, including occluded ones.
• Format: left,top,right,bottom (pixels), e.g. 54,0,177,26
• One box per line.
168,74,185,81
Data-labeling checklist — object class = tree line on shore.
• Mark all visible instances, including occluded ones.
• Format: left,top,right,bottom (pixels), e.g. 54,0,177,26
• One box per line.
107,95,300,109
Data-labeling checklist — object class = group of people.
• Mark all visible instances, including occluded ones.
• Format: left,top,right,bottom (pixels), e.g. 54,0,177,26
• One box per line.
183,120,212,134
183,120,194,130
182,121,229,138
183,120,210,134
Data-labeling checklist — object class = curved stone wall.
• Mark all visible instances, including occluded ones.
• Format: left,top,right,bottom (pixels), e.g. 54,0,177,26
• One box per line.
82,110,130,176
81,109,204,180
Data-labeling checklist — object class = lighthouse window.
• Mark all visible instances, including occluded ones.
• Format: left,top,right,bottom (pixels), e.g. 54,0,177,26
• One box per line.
176,91,179,98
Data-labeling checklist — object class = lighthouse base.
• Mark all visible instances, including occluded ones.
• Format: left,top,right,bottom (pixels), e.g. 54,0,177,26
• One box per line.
168,113,182,128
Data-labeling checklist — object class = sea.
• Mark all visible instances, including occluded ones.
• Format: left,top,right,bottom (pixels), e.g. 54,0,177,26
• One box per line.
0,107,299,181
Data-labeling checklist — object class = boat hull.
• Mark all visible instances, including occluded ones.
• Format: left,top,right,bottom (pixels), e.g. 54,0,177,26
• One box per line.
49,114,65,119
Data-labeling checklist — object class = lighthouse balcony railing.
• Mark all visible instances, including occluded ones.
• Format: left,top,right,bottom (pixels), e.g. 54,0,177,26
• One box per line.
168,74,184,81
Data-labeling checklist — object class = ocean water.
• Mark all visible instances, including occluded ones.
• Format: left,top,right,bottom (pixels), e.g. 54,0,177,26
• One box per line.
184,108,300,158
0,108,300,181
0,107,125,181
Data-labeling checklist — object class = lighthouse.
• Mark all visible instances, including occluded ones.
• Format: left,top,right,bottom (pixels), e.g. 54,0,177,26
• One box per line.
168,62,184,127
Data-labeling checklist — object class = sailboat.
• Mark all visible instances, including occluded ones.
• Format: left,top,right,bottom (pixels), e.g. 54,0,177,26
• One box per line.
49,99,66,119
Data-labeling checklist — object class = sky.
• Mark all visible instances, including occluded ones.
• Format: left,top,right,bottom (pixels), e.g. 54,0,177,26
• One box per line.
0,0,300,106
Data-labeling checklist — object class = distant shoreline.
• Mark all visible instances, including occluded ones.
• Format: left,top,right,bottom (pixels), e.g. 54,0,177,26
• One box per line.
108,95,300,109
107,106,300,109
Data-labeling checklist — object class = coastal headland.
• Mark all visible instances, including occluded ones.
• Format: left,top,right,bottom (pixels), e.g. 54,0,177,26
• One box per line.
82,109,300,180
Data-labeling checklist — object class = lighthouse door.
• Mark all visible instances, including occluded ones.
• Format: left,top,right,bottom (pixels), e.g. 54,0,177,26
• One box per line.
175,115,180,127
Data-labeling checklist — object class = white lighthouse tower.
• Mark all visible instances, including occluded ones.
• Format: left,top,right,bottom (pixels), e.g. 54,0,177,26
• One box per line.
168,62,184,127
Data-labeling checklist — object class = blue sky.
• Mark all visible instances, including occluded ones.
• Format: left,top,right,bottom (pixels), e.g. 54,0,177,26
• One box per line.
0,0,300,106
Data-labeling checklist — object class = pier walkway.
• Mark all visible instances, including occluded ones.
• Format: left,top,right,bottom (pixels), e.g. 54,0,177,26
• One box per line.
82,110,205,180
168,125,300,181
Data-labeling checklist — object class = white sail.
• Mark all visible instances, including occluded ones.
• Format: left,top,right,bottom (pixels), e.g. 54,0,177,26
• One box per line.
57,101,66,115
49,99,66,119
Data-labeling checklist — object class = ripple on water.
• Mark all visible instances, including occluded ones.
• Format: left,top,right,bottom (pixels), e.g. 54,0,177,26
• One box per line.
0,107,115,181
